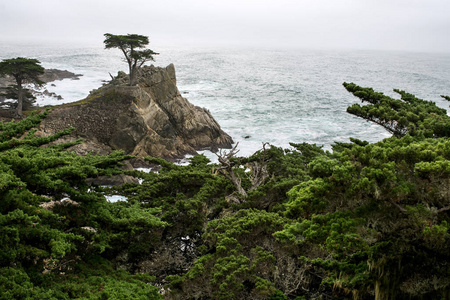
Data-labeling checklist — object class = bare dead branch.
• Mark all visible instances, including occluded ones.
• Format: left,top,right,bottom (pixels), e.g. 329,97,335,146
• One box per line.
214,143,247,198
437,205,450,214
389,199,407,213
247,161,269,191
214,142,271,201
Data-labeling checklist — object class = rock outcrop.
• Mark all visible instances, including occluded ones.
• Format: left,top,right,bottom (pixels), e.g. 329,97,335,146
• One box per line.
37,64,233,162
40,69,82,82
0,68,82,89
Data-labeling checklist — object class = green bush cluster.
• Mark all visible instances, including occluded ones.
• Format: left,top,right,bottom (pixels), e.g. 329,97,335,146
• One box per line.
2,83,450,299
0,111,163,299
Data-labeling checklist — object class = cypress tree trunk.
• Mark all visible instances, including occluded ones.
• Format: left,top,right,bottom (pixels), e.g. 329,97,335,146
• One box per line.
128,64,135,86
16,79,23,117
369,258,400,300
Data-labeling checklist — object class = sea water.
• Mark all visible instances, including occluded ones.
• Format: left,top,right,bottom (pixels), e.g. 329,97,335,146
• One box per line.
1,43,449,157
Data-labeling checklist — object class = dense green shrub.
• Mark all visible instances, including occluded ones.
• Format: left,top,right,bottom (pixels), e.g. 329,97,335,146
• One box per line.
0,111,163,299
2,84,450,299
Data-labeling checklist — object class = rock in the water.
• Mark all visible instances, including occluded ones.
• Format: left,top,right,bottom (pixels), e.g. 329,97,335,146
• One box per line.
39,69,83,82
0,68,82,88
37,64,233,161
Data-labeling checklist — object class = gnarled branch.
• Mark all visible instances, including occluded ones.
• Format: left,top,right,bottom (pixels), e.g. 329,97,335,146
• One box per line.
214,143,247,198
215,143,272,202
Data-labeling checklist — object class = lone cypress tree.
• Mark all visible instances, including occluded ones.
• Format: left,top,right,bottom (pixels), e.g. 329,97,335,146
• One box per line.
0,57,44,117
103,33,158,86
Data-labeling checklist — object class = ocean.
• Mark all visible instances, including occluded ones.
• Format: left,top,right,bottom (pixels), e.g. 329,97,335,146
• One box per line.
1,43,449,157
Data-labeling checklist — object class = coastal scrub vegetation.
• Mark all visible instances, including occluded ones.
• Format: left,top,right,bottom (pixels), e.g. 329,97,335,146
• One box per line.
1,84,450,299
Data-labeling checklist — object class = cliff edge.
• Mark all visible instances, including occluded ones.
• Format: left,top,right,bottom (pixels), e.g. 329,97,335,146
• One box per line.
38,64,233,161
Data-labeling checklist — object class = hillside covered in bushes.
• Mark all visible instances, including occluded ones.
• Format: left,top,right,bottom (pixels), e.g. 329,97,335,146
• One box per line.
1,84,450,299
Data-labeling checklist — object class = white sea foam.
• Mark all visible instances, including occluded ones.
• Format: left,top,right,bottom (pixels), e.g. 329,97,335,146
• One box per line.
105,195,127,203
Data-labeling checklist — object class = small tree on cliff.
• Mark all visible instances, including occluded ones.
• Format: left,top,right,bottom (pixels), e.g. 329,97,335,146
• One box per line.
103,33,158,86
0,57,44,117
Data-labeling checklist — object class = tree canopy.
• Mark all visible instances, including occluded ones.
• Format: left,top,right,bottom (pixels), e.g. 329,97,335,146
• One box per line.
0,57,44,117
104,33,158,86
1,83,450,299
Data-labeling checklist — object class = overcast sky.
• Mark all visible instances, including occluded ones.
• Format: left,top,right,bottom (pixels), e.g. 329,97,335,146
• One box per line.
1,0,449,52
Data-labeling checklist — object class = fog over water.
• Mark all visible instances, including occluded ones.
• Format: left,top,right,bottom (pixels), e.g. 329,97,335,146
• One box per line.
1,0,449,53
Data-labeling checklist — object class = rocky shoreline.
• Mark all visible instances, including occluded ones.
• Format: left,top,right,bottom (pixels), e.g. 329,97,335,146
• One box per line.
35,64,233,165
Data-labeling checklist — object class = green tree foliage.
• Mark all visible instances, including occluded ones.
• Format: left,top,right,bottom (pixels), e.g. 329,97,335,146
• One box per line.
276,135,450,299
0,57,45,116
441,95,450,101
271,85,450,299
171,209,287,299
112,155,235,277
0,111,163,299
104,33,158,86
344,82,450,137
162,85,450,299
2,83,450,300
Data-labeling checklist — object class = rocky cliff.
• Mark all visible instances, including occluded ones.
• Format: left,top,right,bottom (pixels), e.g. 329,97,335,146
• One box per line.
37,64,233,163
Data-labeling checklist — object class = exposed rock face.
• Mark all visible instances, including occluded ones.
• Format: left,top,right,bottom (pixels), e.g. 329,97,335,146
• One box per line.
40,69,82,82
38,64,233,161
